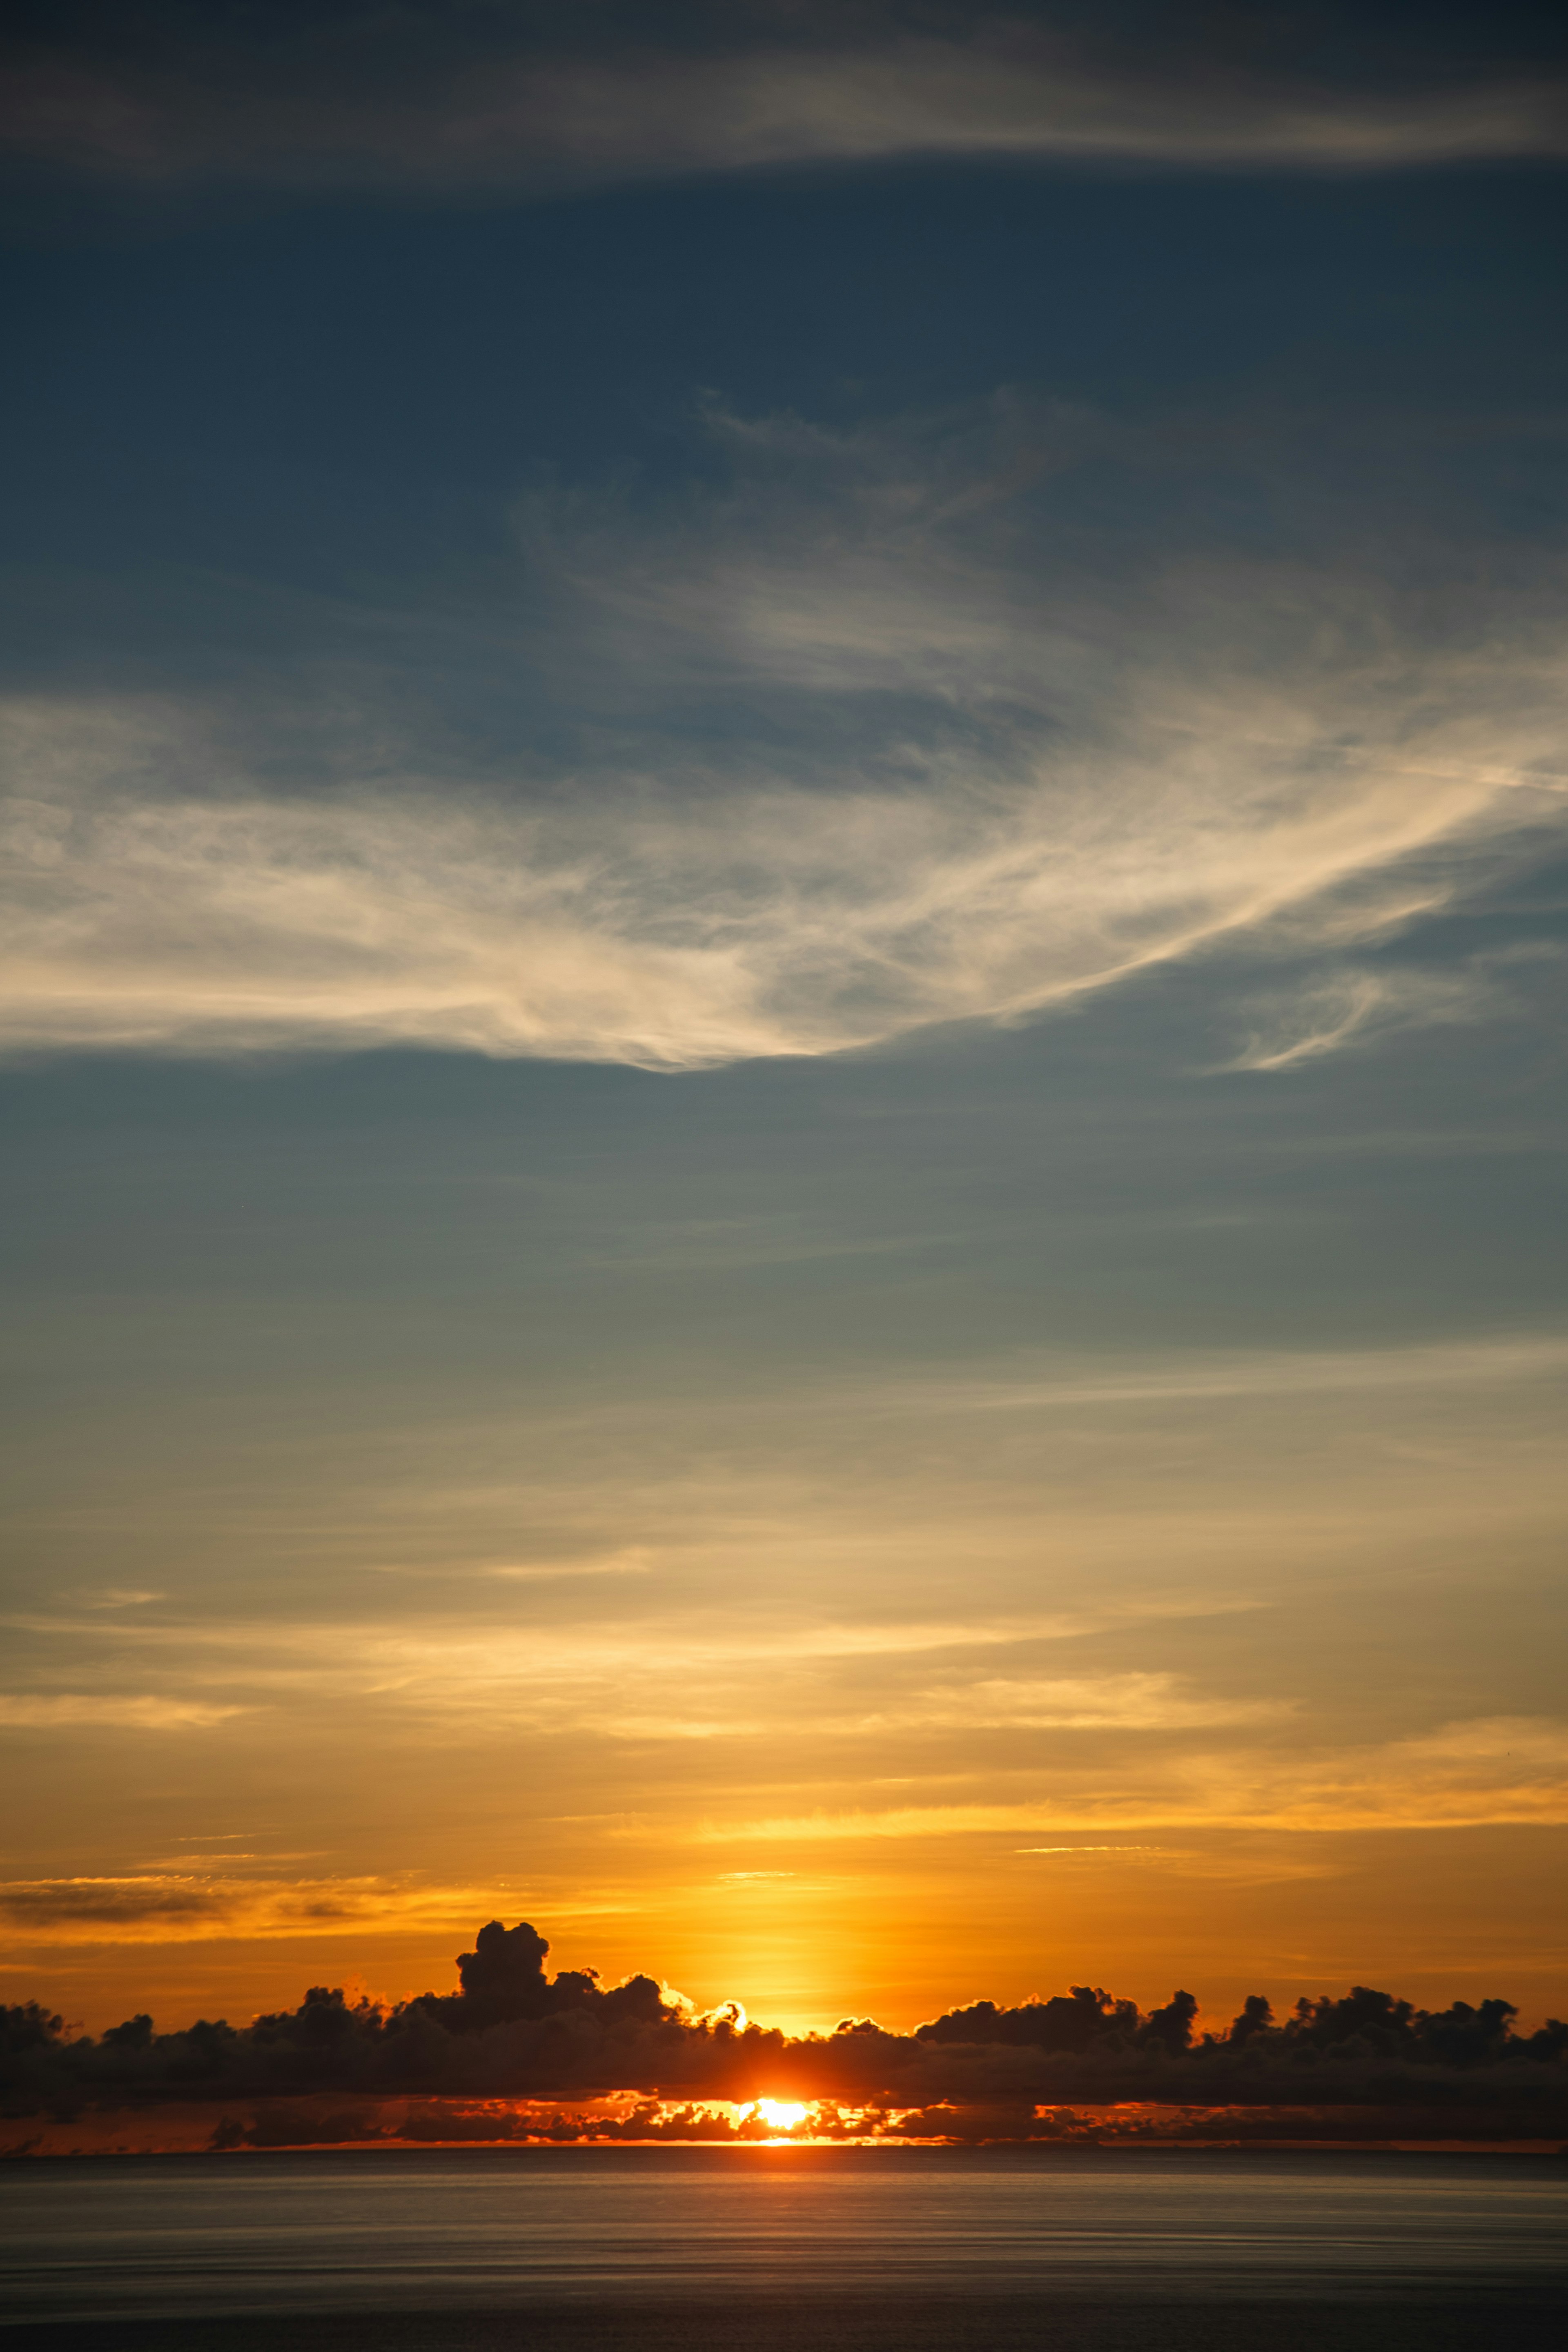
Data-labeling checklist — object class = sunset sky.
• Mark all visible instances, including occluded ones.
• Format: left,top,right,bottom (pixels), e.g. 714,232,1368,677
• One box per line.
2,1,1566,2042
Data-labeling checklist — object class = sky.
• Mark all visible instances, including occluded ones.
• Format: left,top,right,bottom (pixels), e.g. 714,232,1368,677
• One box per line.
2,0,1567,2042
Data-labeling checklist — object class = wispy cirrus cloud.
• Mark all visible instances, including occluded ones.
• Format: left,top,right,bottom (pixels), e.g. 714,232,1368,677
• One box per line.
1217,953,1559,1074
698,1715,1568,1840
0,1594,1271,1750
0,1694,241,1730
5,12,1566,194
1,730,1549,1073
3,399,1564,1071
895,1332,1568,1414
834,1670,1285,1734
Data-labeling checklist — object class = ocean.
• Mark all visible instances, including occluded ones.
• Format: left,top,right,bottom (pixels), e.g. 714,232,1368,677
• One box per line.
3,2147,1565,2351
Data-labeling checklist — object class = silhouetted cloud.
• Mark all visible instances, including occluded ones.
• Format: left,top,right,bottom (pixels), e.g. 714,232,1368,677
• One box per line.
4,1919,1565,2138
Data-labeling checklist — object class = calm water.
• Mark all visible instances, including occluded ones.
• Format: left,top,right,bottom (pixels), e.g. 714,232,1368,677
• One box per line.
2,2149,1565,2349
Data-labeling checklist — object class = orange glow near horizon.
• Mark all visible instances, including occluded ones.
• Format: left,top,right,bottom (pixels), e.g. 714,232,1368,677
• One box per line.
11,2094,1564,2160
751,2099,810,2134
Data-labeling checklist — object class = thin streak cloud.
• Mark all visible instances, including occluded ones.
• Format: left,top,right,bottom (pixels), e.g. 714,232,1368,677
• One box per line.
6,20,1566,193
0,1873,537,1944
0,1694,243,1730
700,1716,1568,1839
861,1673,1285,1733
1220,962,1518,1074
893,1333,1568,1414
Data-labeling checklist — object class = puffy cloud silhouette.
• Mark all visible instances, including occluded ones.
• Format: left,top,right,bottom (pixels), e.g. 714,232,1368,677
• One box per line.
3,1922,1565,2142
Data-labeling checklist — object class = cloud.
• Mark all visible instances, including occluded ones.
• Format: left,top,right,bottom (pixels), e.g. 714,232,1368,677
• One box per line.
3,394,1564,1074
0,1596,1271,1748
1219,960,1526,1073
0,1694,241,1729
898,1332,1568,1414
695,1715,1568,1840
835,1671,1285,1734
550,1663,1284,1745
0,1873,542,1944
0,1597,1220,1668
0,1878,225,1929
479,1549,653,1585
4,1915,1565,2127
4,11,1566,195
1237,1715,1568,1832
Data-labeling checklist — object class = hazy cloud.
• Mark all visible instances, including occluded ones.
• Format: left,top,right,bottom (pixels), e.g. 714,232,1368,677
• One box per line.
1220,960,1528,1073
838,1671,1285,1734
4,11,1566,195
0,1873,543,1944
698,1715,1568,1839
0,1599,1273,1750
906,1332,1568,1414
0,1878,225,1929
0,1694,241,1729
4,393,1564,1072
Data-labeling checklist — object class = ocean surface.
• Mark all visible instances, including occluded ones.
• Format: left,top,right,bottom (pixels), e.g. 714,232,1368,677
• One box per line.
2,2148,1565,2351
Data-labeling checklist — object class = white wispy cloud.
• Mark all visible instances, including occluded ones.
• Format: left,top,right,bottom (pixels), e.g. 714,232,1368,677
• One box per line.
1219,958,1534,1073
3,395,1563,1073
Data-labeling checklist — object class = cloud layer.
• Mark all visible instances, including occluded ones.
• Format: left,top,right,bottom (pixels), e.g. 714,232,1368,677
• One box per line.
1,737,1547,1070
709,1717,1568,1840
4,399,1564,1070
0,1872,533,1945
6,9,1567,194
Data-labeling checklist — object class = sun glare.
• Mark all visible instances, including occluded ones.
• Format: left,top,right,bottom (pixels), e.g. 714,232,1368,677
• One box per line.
754,2100,808,2133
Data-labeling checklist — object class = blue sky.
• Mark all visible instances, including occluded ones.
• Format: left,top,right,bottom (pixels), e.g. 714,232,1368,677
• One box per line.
2,1,1566,2035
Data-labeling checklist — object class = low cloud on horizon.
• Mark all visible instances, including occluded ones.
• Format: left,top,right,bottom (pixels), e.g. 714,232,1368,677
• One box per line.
4,1917,1565,2142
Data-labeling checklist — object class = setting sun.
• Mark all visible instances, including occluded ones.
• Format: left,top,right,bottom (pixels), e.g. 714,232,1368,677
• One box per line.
754,2101,809,2134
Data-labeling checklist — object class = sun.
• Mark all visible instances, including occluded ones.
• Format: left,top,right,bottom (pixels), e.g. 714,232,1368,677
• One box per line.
753,2099,809,2133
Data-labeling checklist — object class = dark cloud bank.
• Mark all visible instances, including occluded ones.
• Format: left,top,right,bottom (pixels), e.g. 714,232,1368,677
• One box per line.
5,1923,1566,2147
